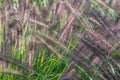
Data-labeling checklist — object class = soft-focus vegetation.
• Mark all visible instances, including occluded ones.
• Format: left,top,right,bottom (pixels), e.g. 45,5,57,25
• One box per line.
0,0,120,80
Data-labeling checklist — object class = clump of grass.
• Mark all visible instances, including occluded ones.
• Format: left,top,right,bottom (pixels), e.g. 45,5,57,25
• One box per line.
0,0,120,80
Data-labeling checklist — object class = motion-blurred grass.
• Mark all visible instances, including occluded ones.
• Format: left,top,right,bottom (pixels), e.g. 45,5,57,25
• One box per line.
0,0,120,80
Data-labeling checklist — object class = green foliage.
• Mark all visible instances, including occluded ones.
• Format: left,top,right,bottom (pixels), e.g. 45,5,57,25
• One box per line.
29,47,67,80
